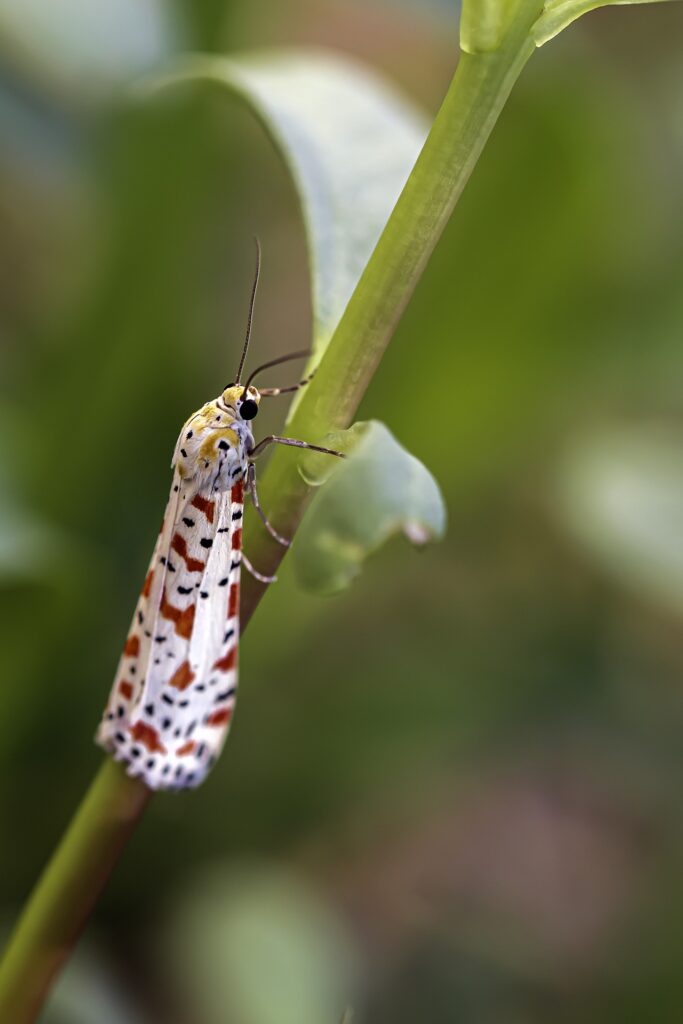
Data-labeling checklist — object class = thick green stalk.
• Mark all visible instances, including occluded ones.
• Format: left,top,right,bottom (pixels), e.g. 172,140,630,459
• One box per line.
0,10,540,1020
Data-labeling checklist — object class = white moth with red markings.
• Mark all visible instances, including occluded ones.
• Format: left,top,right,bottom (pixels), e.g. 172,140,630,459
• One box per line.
96,241,343,790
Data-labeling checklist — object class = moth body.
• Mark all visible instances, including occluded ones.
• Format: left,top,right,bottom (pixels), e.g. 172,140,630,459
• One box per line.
96,385,261,789
95,240,343,791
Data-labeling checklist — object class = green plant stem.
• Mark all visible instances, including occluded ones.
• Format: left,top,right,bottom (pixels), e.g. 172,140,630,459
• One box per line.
240,11,540,624
0,11,540,1020
0,760,150,1022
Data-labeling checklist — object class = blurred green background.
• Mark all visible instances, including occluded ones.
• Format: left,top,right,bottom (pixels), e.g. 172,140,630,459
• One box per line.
2,1,683,1022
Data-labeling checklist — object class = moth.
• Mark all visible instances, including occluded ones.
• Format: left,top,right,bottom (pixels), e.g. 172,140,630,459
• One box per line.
96,241,342,790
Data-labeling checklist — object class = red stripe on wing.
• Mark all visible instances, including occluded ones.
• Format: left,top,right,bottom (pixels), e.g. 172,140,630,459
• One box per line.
191,495,216,523
206,708,232,727
176,740,196,756
124,635,140,657
160,590,196,638
171,533,205,573
130,721,167,754
213,647,237,672
168,660,195,691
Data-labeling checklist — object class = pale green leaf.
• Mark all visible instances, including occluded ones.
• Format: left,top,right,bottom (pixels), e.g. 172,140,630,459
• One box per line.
533,0,677,46
556,425,683,615
162,864,358,1024
0,0,177,89
147,50,428,357
294,421,446,594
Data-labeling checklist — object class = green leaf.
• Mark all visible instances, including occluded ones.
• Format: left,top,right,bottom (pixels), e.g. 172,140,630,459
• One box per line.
0,0,177,90
148,50,428,358
294,421,446,594
556,425,683,615
162,864,358,1024
532,0,677,46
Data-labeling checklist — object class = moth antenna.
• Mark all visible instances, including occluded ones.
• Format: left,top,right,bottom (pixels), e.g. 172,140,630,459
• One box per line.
244,349,311,390
260,367,317,396
235,235,261,385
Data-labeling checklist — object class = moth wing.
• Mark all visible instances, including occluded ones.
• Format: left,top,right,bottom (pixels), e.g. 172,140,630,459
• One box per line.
96,473,244,790
96,473,182,756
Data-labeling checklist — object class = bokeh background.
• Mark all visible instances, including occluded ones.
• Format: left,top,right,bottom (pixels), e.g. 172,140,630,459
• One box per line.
2,1,683,1021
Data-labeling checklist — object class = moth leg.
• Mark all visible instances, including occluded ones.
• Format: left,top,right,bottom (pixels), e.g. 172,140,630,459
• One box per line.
247,463,290,547
241,551,277,584
248,435,346,460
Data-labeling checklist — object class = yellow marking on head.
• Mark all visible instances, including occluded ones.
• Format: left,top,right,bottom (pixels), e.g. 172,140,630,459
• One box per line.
199,427,239,461
221,384,261,410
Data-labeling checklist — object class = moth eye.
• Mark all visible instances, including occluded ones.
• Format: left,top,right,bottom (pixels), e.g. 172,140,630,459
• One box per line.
239,399,258,421
223,382,234,390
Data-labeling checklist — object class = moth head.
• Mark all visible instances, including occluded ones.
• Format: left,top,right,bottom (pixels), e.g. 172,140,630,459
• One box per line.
221,383,261,421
